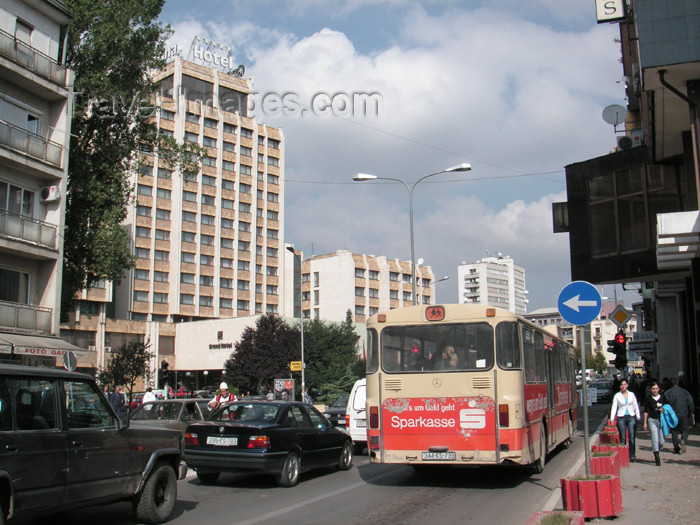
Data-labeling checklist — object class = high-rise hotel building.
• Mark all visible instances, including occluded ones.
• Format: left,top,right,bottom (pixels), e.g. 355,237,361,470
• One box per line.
457,255,528,314
114,53,285,322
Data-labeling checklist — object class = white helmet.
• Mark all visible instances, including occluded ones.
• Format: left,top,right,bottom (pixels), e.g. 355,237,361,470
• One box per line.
219,382,229,390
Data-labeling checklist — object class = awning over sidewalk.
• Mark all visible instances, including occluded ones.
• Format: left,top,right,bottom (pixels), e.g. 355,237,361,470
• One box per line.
0,333,88,358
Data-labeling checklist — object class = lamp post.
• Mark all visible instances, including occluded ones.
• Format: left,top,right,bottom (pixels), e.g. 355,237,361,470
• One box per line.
354,163,471,305
430,275,450,303
286,246,305,402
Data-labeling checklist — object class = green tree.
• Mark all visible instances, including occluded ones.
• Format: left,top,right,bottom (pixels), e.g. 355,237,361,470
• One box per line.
97,341,153,405
61,0,202,314
224,315,299,395
591,351,608,375
303,311,360,397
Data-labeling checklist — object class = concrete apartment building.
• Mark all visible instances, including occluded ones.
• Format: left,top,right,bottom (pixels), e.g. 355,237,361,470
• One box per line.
61,42,285,376
457,255,528,314
284,248,436,324
0,0,84,366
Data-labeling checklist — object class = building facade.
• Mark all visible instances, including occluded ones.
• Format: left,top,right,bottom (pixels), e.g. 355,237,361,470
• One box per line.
0,0,84,365
559,0,700,393
457,255,528,314
284,248,436,324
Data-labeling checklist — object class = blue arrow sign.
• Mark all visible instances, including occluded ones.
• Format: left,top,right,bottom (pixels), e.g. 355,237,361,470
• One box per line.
557,281,602,326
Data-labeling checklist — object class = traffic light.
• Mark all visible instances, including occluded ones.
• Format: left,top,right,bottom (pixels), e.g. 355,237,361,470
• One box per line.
611,331,628,370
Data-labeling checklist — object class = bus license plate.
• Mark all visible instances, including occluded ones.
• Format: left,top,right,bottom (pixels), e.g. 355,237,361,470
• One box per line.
421,452,456,460
207,436,238,446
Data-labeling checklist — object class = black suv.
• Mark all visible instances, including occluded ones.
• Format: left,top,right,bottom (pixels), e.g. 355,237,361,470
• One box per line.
0,364,187,524
323,394,349,427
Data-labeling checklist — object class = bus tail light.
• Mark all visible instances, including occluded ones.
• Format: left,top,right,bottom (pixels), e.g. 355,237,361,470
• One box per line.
498,404,509,427
369,405,379,429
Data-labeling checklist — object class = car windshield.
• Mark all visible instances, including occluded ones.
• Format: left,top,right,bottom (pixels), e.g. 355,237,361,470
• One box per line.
210,403,279,423
131,402,181,421
331,395,349,408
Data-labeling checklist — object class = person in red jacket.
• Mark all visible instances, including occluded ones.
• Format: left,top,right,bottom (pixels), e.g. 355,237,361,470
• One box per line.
207,382,236,411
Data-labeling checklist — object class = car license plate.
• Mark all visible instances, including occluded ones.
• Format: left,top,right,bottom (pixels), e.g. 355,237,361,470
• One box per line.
357,420,366,427
421,452,456,460
206,436,238,446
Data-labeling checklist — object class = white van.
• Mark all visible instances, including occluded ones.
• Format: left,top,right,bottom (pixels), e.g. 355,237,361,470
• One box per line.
345,378,366,454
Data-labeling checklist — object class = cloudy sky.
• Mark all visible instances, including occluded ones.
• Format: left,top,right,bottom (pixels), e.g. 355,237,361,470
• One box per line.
159,0,635,312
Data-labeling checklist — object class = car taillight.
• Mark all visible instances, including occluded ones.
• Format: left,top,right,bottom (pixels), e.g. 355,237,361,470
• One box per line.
345,413,350,427
247,435,270,449
498,404,509,427
184,433,199,446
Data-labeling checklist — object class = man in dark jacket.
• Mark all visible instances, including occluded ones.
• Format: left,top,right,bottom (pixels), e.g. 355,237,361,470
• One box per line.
663,378,695,454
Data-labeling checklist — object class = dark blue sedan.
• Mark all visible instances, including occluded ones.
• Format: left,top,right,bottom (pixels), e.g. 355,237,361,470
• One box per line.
184,401,353,487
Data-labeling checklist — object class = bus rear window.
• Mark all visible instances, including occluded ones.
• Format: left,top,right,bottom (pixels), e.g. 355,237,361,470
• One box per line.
381,323,493,373
496,321,521,369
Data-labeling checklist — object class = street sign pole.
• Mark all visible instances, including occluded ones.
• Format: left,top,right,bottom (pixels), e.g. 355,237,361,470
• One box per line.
558,281,602,479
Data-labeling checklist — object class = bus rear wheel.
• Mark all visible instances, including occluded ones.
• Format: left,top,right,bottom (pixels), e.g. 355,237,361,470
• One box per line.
529,425,546,474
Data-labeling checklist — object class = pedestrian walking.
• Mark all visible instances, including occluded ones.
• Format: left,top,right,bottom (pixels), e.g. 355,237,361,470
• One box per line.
643,381,668,466
610,379,642,462
663,377,695,454
108,385,125,418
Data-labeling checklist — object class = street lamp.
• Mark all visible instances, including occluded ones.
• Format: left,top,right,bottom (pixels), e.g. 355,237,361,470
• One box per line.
430,275,450,302
286,246,305,402
354,163,471,305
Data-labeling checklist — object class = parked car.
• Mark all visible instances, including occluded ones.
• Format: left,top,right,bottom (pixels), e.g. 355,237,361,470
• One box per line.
193,389,213,399
590,380,614,403
129,392,145,410
323,394,349,427
346,378,367,454
0,364,187,524
130,399,208,434
184,400,353,487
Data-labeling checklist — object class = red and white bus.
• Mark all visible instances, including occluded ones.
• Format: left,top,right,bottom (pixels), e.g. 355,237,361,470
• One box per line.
365,303,576,472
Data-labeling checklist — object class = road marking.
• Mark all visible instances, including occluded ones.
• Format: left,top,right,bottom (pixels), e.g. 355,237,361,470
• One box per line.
233,467,399,525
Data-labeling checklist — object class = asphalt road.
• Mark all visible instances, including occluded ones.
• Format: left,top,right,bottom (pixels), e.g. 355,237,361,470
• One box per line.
11,402,611,525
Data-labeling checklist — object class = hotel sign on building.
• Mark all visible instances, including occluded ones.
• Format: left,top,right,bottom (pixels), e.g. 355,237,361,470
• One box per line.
165,35,245,77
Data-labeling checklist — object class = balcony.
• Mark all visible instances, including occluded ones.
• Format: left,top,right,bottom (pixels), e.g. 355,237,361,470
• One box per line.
0,209,58,251
0,120,63,168
0,28,70,88
0,300,52,334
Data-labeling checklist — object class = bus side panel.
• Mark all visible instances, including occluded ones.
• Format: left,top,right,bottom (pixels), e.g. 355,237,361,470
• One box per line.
381,396,496,453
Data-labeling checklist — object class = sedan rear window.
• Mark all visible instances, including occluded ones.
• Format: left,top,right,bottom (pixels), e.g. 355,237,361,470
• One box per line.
210,403,278,423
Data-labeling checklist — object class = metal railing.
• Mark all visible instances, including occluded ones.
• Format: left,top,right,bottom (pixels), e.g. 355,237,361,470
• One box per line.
0,28,69,87
0,300,52,333
0,119,63,168
0,209,58,250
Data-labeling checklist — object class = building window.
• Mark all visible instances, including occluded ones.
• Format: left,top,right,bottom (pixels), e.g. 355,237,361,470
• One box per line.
223,141,235,152
180,273,194,284
204,117,218,129
156,208,170,220
267,210,278,221
390,272,399,282
267,247,278,257
403,291,411,301
156,188,171,200
221,258,233,268
182,211,196,222
134,269,149,280
200,254,214,266
220,277,233,288
267,192,278,203
223,123,236,134
182,231,195,243
203,136,217,148
221,218,233,229
355,287,364,297
153,292,168,304
157,168,172,179
369,270,379,280
185,131,198,143
222,179,234,190
201,214,215,225
240,183,251,194
222,198,234,209
369,288,379,298
239,202,251,213
220,238,233,249
267,174,279,184
369,307,378,316
220,298,232,309
222,160,235,172
402,274,412,284
135,247,150,259
390,290,398,299
181,252,195,263
267,229,278,239
160,109,175,121
133,291,148,302
355,305,364,316
268,157,279,167
314,290,319,305
237,300,250,310
200,275,213,286
355,268,365,278
138,164,152,176
136,226,150,238
266,304,278,314
266,266,278,276
240,164,252,175
237,280,249,290
136,205,151,217
155,250,169,261
201,234,214,246
185,112,200,124
202,155,216,167
240,128,253,138
237,260,249,271
202,175,216,187
202,194,215,207
180,294,194,305
183,190,197,203
268,139,280,149
266,285,278,295
238,221,251,232
238,241,250,251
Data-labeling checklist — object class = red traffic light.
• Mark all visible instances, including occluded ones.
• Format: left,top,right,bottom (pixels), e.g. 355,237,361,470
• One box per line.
614,332,626,344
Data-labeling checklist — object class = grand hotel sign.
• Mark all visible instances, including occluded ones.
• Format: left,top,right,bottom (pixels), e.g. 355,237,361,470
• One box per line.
164,35,245,78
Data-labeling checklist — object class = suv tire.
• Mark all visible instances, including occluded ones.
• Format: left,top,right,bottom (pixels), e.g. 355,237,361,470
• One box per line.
133,461,177,524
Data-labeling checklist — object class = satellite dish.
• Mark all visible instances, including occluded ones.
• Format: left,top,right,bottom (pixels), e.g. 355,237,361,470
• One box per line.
417,258,424,265
602,104,628,129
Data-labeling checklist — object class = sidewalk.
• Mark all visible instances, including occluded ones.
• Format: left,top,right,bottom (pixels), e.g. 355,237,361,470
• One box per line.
548,419,700,524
